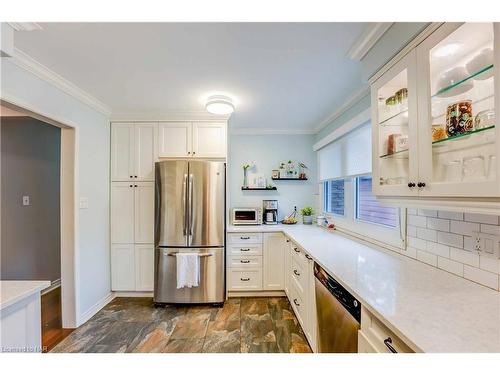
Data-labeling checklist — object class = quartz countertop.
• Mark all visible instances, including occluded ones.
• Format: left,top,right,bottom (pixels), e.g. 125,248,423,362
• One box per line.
0,280,51,311
227,224,500,352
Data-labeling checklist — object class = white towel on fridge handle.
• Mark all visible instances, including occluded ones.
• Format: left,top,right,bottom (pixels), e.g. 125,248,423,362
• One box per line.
176,252,200,289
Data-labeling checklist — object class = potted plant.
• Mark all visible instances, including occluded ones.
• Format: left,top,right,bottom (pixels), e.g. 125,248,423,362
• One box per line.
300,206,314,225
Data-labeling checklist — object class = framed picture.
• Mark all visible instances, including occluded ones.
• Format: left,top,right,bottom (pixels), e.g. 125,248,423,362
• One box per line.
248,173,266,188
272,170,280,179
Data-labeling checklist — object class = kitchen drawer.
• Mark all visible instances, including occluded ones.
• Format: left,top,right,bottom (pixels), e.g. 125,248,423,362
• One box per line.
227,255,262,268
228,268,263,291
228,243,263,256
290,256,307,295
361,307,414,353
358,331,378,353
288,281,306,328
290,243,307,269
228,232,263,244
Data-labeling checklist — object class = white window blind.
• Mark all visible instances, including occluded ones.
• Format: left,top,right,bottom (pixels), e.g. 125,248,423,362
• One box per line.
318,121,371,181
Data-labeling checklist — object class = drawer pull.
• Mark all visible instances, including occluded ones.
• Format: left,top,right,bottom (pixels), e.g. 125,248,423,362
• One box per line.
293,269,300,276
240,236,250,240
286,239,290,243
240,260,250,263
240,277,250,281
305,254,313,260
293,247,300,253
293,298,300,307
240,248,251,252
384,337,397,353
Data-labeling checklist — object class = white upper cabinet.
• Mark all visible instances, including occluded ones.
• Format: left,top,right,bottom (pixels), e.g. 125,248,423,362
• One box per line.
111,122,157,181
158,121,227,158
263,233,285,290
372,22,500,200
192,122,227,158
111,123,134,181
134,123,157,181
134,182,155,244
111,182,135,244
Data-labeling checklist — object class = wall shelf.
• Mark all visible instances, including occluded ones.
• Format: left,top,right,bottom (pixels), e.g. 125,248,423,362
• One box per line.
241,187,277,191
271,177,308,181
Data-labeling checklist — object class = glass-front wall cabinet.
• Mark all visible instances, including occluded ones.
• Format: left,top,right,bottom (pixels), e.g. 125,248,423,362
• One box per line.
418,22,498,197
372,50,418,196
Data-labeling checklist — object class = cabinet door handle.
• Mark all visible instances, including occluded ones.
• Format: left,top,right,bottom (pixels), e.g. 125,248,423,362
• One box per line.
240,277,250,281
293,269,300,276
240,260,250,263
305,254,312,260
129,175,133,178
293,247,300,253
240,248,251,252
417,182,426,188
134,175,137,178
407,182,416,188
129,184,133,187
187,151,191,155
286,239,290,243
293,298,300,307
134,185,138,187
240,236,250,240
383,337,397,353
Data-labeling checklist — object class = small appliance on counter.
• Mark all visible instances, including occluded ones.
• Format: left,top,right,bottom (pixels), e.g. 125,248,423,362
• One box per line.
231,207,262,225
263,200,278,225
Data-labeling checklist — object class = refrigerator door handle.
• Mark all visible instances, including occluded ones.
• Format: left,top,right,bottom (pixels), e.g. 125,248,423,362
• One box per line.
188,173,194,237
182,173,188,236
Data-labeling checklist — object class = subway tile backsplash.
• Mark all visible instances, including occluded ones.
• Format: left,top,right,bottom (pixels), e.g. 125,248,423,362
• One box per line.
404,208,500,291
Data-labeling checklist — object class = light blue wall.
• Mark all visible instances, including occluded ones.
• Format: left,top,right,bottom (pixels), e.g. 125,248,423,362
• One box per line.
229,134,317,221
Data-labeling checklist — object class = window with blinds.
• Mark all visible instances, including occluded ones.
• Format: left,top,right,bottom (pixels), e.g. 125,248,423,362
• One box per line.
355,176,398,228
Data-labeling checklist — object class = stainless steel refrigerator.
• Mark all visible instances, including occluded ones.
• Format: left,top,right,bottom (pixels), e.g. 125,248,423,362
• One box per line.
154,160,225,304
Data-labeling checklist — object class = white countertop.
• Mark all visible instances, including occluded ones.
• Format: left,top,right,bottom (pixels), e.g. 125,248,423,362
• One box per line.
227,224,500,352
0,280,51,311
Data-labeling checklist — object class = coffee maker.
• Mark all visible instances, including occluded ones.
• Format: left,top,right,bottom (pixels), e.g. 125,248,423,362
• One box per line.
263,200,278,225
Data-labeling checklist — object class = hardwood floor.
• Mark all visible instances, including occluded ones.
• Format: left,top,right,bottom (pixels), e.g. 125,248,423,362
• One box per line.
51,297,312,353
41,287,74,352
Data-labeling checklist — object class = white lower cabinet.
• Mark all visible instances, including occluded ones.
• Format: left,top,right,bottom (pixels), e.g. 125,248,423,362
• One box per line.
111,244,154,292
263,233,285,290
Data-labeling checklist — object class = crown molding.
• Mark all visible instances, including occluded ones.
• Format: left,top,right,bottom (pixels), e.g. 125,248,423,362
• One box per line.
313,86,370,133
10,48,112,116
8,23,42,31
347,23,393,60
230,127,315,135
110,111,230,122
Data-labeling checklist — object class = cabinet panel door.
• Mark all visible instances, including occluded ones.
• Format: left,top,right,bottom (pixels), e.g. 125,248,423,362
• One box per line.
135,245,154,291
192,122,226,158
416,22,499,197
111,123,134,181
158,122,191,157
306,257,317,352
263,233,285,290
134,182,155,244
135,123,157,181
111,182,135,243
111,244,135,291
372,50,419,197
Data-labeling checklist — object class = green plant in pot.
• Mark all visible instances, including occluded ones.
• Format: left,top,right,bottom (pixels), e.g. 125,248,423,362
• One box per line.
300,206,314,225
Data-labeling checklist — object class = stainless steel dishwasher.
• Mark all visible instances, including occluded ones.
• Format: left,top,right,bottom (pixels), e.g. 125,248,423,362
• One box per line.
314,262,361,353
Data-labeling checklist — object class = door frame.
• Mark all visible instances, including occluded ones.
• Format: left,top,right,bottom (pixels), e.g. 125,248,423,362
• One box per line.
1,98,78,328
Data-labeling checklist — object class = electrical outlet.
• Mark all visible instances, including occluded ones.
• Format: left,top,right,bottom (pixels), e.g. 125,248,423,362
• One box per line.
472,231,500,259
22,196,30,206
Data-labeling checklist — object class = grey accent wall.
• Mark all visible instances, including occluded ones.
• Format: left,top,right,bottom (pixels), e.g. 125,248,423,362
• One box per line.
1,117,61,282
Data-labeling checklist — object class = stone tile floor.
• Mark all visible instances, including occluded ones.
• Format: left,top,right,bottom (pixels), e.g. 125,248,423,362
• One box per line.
51,297,312,353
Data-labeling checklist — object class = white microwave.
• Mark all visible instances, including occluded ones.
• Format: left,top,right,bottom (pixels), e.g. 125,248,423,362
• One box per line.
231,207,262,225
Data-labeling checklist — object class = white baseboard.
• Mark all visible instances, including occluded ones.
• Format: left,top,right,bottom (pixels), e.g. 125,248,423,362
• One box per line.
77,292,115,327
227,290,286,298
114,291,154,297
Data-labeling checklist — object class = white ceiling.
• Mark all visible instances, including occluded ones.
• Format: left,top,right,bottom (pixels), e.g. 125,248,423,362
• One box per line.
13,23,368,132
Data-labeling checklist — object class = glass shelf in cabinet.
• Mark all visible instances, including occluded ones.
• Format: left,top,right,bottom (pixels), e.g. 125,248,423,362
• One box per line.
379,149,409,159
379,108,409,127
432,125,495,147
431,64,494,98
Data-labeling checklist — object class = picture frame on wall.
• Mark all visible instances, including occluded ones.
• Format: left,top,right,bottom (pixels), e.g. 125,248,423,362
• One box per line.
248,173,266,188
272,170,280,179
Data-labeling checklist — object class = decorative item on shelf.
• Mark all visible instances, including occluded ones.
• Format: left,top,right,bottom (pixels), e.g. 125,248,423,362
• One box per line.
271,169,280,179
300,206,314,225
474,109,495,129
278,162,287,178
387,133,408,154
446,100,473,137
385,96,397,106
298,162,308,179
242,162,255,189
432,124,447,142
282,206,298,225
466,48,494,81
248,173,266,188
286,160,297,178
436,66,474,97
395,88,408,105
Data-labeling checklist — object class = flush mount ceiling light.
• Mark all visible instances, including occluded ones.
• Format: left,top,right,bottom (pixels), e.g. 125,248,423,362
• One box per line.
432,42,463,58
205,95,235,115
